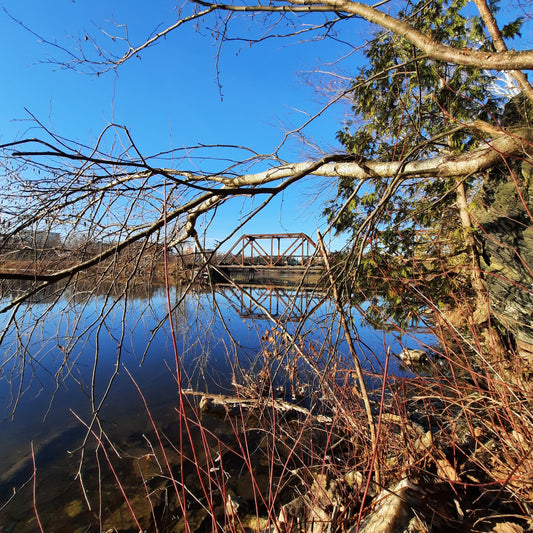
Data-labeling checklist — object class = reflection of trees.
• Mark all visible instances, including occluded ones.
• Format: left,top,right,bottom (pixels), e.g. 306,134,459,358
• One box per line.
0,278,172,304
0,284,191,423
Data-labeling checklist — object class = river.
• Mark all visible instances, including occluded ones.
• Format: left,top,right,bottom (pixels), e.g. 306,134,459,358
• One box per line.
0,283,433,532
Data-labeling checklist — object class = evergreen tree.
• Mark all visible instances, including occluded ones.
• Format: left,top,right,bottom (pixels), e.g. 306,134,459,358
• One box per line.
326,0,522,330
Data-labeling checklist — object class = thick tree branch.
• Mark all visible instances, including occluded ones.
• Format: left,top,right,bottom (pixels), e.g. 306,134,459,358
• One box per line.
2,119,530,301
291,0,533,69
187,0,533,70
472,0,533,101
76,0,533,74
187,126,533,188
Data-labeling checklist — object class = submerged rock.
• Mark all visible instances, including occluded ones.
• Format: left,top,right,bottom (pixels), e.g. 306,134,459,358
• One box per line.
64,499,84,519
102,492,154,532
398,348,427,365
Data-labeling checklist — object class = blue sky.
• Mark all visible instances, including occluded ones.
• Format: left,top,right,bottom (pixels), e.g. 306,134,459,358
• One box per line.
0,1,363,250
0,0,529,251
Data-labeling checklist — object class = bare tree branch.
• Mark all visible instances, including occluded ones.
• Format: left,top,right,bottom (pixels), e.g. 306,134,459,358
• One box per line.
48,0,533,74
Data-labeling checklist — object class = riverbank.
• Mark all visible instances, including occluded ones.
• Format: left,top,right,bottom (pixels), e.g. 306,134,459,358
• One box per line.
0,283,531,533
16,363,531,533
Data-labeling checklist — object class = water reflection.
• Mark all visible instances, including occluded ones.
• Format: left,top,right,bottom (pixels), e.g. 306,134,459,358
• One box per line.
0,283,433,531
215,283,326,321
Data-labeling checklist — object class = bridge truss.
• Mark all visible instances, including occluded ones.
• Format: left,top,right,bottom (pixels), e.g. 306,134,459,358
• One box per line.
219,233,318,267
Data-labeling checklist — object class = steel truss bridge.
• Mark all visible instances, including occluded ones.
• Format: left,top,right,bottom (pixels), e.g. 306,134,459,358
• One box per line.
219,233,319,267
214,233,323,286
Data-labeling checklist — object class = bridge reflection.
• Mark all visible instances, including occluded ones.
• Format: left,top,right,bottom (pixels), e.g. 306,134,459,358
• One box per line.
216,283,326,322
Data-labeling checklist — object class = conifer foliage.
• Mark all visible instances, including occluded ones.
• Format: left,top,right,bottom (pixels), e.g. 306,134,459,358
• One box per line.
326,0,523,328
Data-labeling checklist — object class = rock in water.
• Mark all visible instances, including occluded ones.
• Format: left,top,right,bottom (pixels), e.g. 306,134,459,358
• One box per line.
398,349,427,365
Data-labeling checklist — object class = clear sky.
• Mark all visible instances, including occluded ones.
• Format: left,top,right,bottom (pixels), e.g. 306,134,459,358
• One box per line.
0,0,364,250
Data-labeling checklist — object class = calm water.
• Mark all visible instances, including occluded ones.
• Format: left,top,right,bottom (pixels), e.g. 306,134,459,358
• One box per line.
0,283,433,531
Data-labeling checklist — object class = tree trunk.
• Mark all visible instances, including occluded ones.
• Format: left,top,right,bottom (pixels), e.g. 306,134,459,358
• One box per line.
455,180,486,314
456,179,508,357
